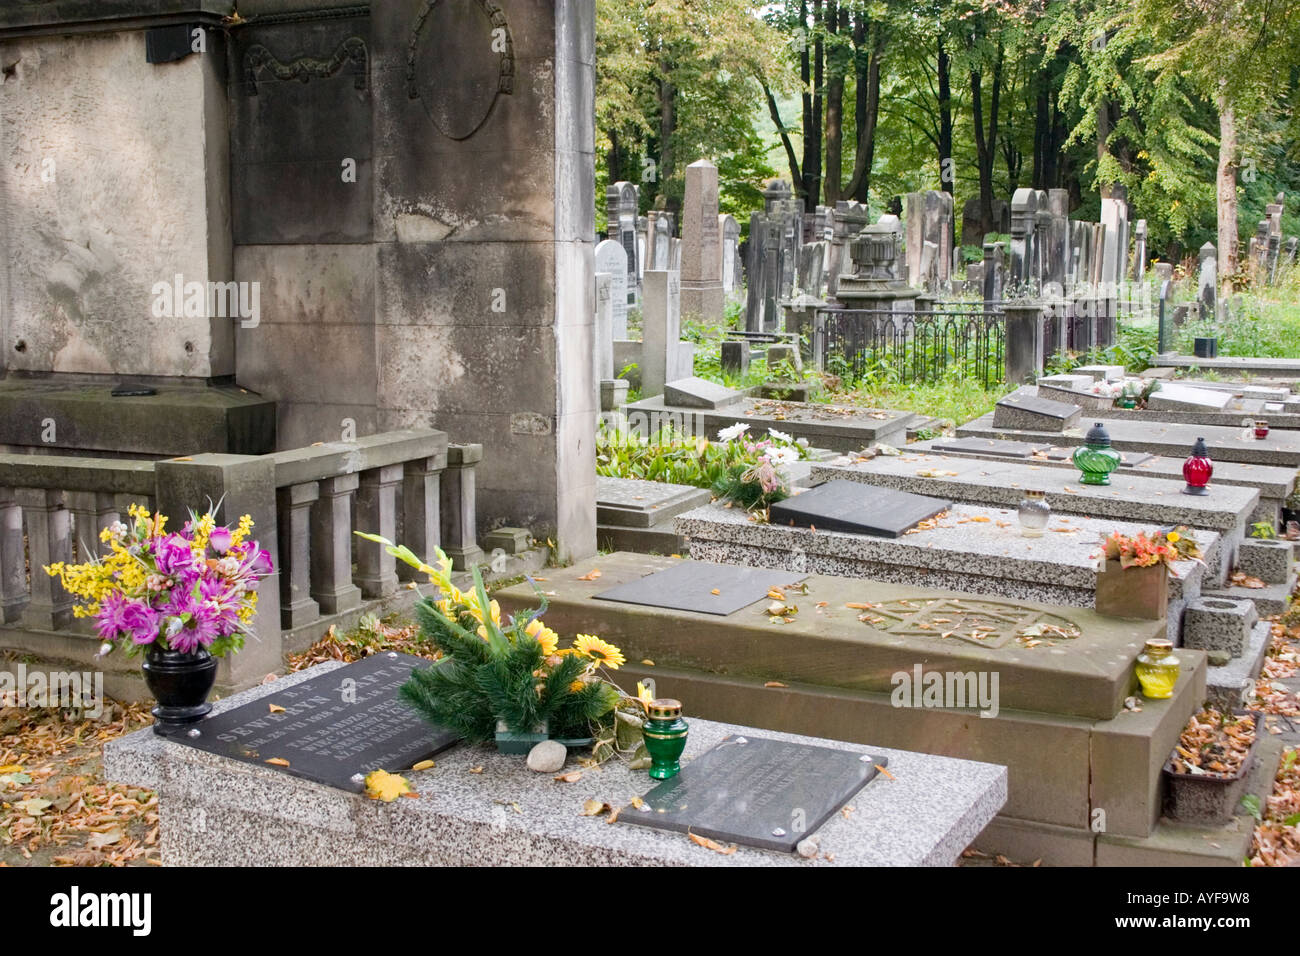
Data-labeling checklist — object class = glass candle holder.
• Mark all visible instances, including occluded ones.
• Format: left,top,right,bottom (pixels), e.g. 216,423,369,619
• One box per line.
642,699,689,780
1135,639,1180,699
1018,491,1051,537
1255,421,1270,439
1072,422,1121,486
1182,436,1213,495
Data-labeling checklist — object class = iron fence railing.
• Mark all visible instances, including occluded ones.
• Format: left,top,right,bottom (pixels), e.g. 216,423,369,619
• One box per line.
814,303,1006,388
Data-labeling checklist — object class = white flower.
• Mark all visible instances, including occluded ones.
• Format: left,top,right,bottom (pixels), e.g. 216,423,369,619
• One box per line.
766,446,800,467
767,428,793,444
717,422,750,442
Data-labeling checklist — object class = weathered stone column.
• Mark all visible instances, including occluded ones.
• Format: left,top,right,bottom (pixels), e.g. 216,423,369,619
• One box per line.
276,482,320,630
355,464,403,599
15,489,74,630
441,444,485,571
66,491,117,561
154,455,282,691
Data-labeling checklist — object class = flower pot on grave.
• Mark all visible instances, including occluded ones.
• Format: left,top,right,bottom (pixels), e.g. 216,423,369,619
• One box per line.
494,720,550,755
1162,712,1262,825
1094,559,1168,620
142,645,218,736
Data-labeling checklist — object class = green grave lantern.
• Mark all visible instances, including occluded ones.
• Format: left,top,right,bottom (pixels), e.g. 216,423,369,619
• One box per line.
1072,422,1121,486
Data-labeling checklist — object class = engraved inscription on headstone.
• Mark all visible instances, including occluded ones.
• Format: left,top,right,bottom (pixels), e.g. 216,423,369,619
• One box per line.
170,653,458,792
621,735,885,852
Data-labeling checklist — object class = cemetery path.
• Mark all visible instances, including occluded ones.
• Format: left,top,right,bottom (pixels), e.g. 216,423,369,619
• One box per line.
0,696,156,867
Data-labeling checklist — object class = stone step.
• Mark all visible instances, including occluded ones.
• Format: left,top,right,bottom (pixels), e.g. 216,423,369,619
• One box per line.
1203,621,1274,711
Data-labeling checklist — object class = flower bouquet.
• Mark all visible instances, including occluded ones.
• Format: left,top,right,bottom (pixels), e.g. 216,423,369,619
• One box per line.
710,423,803,515
45,504,273,731
1095,528,1185,620
355,532,630,754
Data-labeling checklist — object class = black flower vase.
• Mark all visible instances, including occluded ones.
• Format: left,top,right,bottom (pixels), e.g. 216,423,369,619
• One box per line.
142,646,218,736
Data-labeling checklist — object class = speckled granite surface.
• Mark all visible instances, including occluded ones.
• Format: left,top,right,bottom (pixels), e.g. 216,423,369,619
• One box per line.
104,662,1007,867
677,500,1209,643
810,450,1252,585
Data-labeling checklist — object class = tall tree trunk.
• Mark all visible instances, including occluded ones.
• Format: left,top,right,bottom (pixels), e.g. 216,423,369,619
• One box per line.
1217,99,1239,295
970,44,1001,238
823,1,845,205
657,65,676,215
938,38,953,199
847,14,881,203
764,80,802,189
798,0,824,212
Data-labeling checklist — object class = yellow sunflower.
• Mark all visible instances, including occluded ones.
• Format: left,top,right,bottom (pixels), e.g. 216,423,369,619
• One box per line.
524,619,559,656
572,634,625,670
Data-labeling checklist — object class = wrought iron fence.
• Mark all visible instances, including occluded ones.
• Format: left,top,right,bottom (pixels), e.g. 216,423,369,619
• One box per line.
815,302,1006,388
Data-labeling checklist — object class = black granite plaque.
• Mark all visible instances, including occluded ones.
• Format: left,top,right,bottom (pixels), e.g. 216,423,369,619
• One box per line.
168,653,458,793
594,561,807,616
930,437,1052,458
768,480,949,537
621,735,885,852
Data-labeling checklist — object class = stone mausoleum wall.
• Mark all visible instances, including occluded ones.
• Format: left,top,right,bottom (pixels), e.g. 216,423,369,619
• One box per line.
0,0,596,560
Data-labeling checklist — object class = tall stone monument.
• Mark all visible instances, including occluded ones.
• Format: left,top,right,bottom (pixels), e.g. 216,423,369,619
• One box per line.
679,159,724,321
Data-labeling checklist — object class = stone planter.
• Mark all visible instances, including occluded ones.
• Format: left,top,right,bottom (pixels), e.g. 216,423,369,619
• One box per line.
1094,559,1168,620
1162,712,1262,825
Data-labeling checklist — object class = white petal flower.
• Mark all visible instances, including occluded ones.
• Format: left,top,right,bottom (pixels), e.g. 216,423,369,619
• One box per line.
767,428,793,444
717,422,750,441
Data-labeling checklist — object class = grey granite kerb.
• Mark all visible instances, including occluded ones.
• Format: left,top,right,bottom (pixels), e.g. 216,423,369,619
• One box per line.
104,661,1007,867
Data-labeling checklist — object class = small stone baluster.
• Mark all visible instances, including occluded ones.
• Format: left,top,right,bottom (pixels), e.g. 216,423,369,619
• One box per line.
16,489,74,630
277,482,320,628
440,444,485,571
309,474,363,614
355,465,403,598
0,488,27,624
399,453,446,582
66,491,118,560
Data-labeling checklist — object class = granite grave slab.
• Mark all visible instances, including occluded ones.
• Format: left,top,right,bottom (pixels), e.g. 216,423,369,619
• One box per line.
663,377,744,410
957,413,1300,467
104,659,1007,867
767,480,950,538
168,652,457,793
596,476,712,529
621,394,915,453
678,501,1209,643
593,560,807,615
622,734,885,852
992,394,1081,432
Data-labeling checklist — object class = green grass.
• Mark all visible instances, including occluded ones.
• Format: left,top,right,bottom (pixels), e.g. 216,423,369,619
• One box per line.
1173,265,1300,358
826,375,1014,427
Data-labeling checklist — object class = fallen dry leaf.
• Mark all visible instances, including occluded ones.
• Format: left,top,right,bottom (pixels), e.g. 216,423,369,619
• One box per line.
577,569,603,582
411,759,436,772
875,764,896,780
364,769,412,802
554,771,583,783
765,681,788,688
581,799,613,817
265,757,291,767
268,703,286,714
688,831,737,855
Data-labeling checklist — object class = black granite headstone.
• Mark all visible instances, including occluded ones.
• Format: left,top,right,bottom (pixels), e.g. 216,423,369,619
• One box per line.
169,653,458,793
621,735,886,852
594,561,807,616
768,480,949,537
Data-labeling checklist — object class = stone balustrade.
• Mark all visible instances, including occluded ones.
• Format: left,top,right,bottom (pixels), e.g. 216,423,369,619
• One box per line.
0,429,483,692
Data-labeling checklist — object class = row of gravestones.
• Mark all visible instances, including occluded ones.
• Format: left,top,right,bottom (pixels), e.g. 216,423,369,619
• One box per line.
1247,192,1294,286
604,175,743,319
